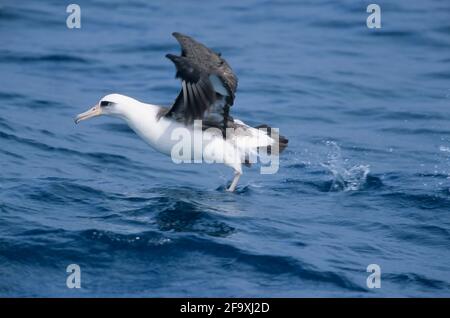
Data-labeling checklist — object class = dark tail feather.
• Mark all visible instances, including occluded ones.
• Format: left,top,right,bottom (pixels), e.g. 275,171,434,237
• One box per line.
255,124,289,154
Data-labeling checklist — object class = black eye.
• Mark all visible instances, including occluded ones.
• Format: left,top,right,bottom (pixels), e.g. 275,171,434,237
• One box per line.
100,101,112,107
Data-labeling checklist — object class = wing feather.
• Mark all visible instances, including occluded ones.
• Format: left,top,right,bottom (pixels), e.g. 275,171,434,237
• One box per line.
164,33,238,134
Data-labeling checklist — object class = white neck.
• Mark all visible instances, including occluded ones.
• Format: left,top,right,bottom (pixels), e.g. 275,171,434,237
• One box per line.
106,96,175,154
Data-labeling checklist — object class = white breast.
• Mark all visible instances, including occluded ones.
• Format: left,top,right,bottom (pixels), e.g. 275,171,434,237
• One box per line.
123,103,241,171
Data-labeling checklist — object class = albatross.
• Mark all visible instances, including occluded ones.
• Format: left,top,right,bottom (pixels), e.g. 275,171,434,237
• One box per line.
75,32,288,191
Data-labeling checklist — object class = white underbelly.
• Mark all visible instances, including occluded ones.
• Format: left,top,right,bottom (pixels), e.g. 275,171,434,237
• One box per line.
127,116,242,171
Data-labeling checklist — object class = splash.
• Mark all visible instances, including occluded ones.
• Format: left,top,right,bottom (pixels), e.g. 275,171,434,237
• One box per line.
321,141,370,192
439,146,450,153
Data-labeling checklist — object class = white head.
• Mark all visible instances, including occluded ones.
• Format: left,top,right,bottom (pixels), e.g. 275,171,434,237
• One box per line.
74,94,139,124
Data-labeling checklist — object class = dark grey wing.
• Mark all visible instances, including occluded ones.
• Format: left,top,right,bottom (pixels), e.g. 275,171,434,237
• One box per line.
172,32,237,103
164,32,238,132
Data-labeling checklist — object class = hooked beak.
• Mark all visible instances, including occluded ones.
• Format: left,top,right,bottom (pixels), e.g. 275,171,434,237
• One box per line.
74,104,102,124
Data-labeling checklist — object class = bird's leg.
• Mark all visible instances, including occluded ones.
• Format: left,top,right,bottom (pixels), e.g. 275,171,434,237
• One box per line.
226,170,242,192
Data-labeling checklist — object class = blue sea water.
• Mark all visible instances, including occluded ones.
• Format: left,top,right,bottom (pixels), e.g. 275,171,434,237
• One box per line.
1,0,449,297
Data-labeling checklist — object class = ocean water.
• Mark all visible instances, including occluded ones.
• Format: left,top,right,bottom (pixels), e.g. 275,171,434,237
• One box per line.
1,0,449,297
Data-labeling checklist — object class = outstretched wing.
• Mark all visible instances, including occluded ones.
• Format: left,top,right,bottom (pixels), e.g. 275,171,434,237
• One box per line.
164,32,238,133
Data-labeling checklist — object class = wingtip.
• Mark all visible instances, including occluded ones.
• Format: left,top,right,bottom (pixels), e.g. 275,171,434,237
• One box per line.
172,32,182,38
172,32,193,41
165,53,177,61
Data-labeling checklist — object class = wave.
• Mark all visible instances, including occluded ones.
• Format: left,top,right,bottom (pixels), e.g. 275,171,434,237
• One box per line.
0,130,148,168
385,272,450,291
0,52,92,64
82,230,367,292
381,191,450,210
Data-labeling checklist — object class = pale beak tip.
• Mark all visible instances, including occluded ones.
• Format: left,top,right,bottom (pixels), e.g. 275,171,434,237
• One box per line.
74,104,101,125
